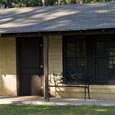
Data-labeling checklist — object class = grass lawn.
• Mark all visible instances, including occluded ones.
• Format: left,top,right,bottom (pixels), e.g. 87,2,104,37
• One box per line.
0,105,115,115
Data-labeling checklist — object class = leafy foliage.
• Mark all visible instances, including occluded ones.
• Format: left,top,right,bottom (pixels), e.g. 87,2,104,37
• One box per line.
0,0,114,8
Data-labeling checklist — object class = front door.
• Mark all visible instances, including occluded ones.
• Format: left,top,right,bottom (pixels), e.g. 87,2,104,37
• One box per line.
17,37,43,96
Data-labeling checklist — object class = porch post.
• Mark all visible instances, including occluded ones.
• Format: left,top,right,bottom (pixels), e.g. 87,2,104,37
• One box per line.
43,35,49,102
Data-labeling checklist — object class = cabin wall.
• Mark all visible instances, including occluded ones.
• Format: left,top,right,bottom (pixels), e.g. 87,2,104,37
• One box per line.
49,35,62,74
0,35,115,99
54,85,115,99
0,37,17,96
49,35,115,99
48,35,63,96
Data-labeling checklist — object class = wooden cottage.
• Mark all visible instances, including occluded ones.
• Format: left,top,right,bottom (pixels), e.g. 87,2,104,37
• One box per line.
0,2,115,100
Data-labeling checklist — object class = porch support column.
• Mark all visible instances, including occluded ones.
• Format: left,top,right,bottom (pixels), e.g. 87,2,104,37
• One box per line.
43,35,49,102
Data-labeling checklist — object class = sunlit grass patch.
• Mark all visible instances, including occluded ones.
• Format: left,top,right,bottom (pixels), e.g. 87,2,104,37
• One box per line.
0,105,115,115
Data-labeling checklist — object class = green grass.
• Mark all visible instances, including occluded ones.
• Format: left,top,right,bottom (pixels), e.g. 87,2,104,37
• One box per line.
0,105,115,115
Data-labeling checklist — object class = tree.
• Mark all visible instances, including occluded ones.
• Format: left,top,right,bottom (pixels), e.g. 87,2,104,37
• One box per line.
0,0,13,8
0,0,114,8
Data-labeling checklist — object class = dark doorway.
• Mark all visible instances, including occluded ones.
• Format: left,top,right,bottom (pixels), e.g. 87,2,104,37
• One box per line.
17,37,43,96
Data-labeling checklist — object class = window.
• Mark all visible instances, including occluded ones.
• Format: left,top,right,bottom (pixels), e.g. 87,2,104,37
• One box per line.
63,37,87,75
63,35,115,84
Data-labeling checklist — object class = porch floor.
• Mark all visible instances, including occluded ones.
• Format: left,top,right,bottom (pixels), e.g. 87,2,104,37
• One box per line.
0,96,115,106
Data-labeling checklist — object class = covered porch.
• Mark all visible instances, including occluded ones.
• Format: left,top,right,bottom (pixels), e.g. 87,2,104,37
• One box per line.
1,31,115,101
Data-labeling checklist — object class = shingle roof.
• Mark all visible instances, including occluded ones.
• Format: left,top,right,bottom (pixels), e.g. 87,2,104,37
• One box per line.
0,2,115,34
